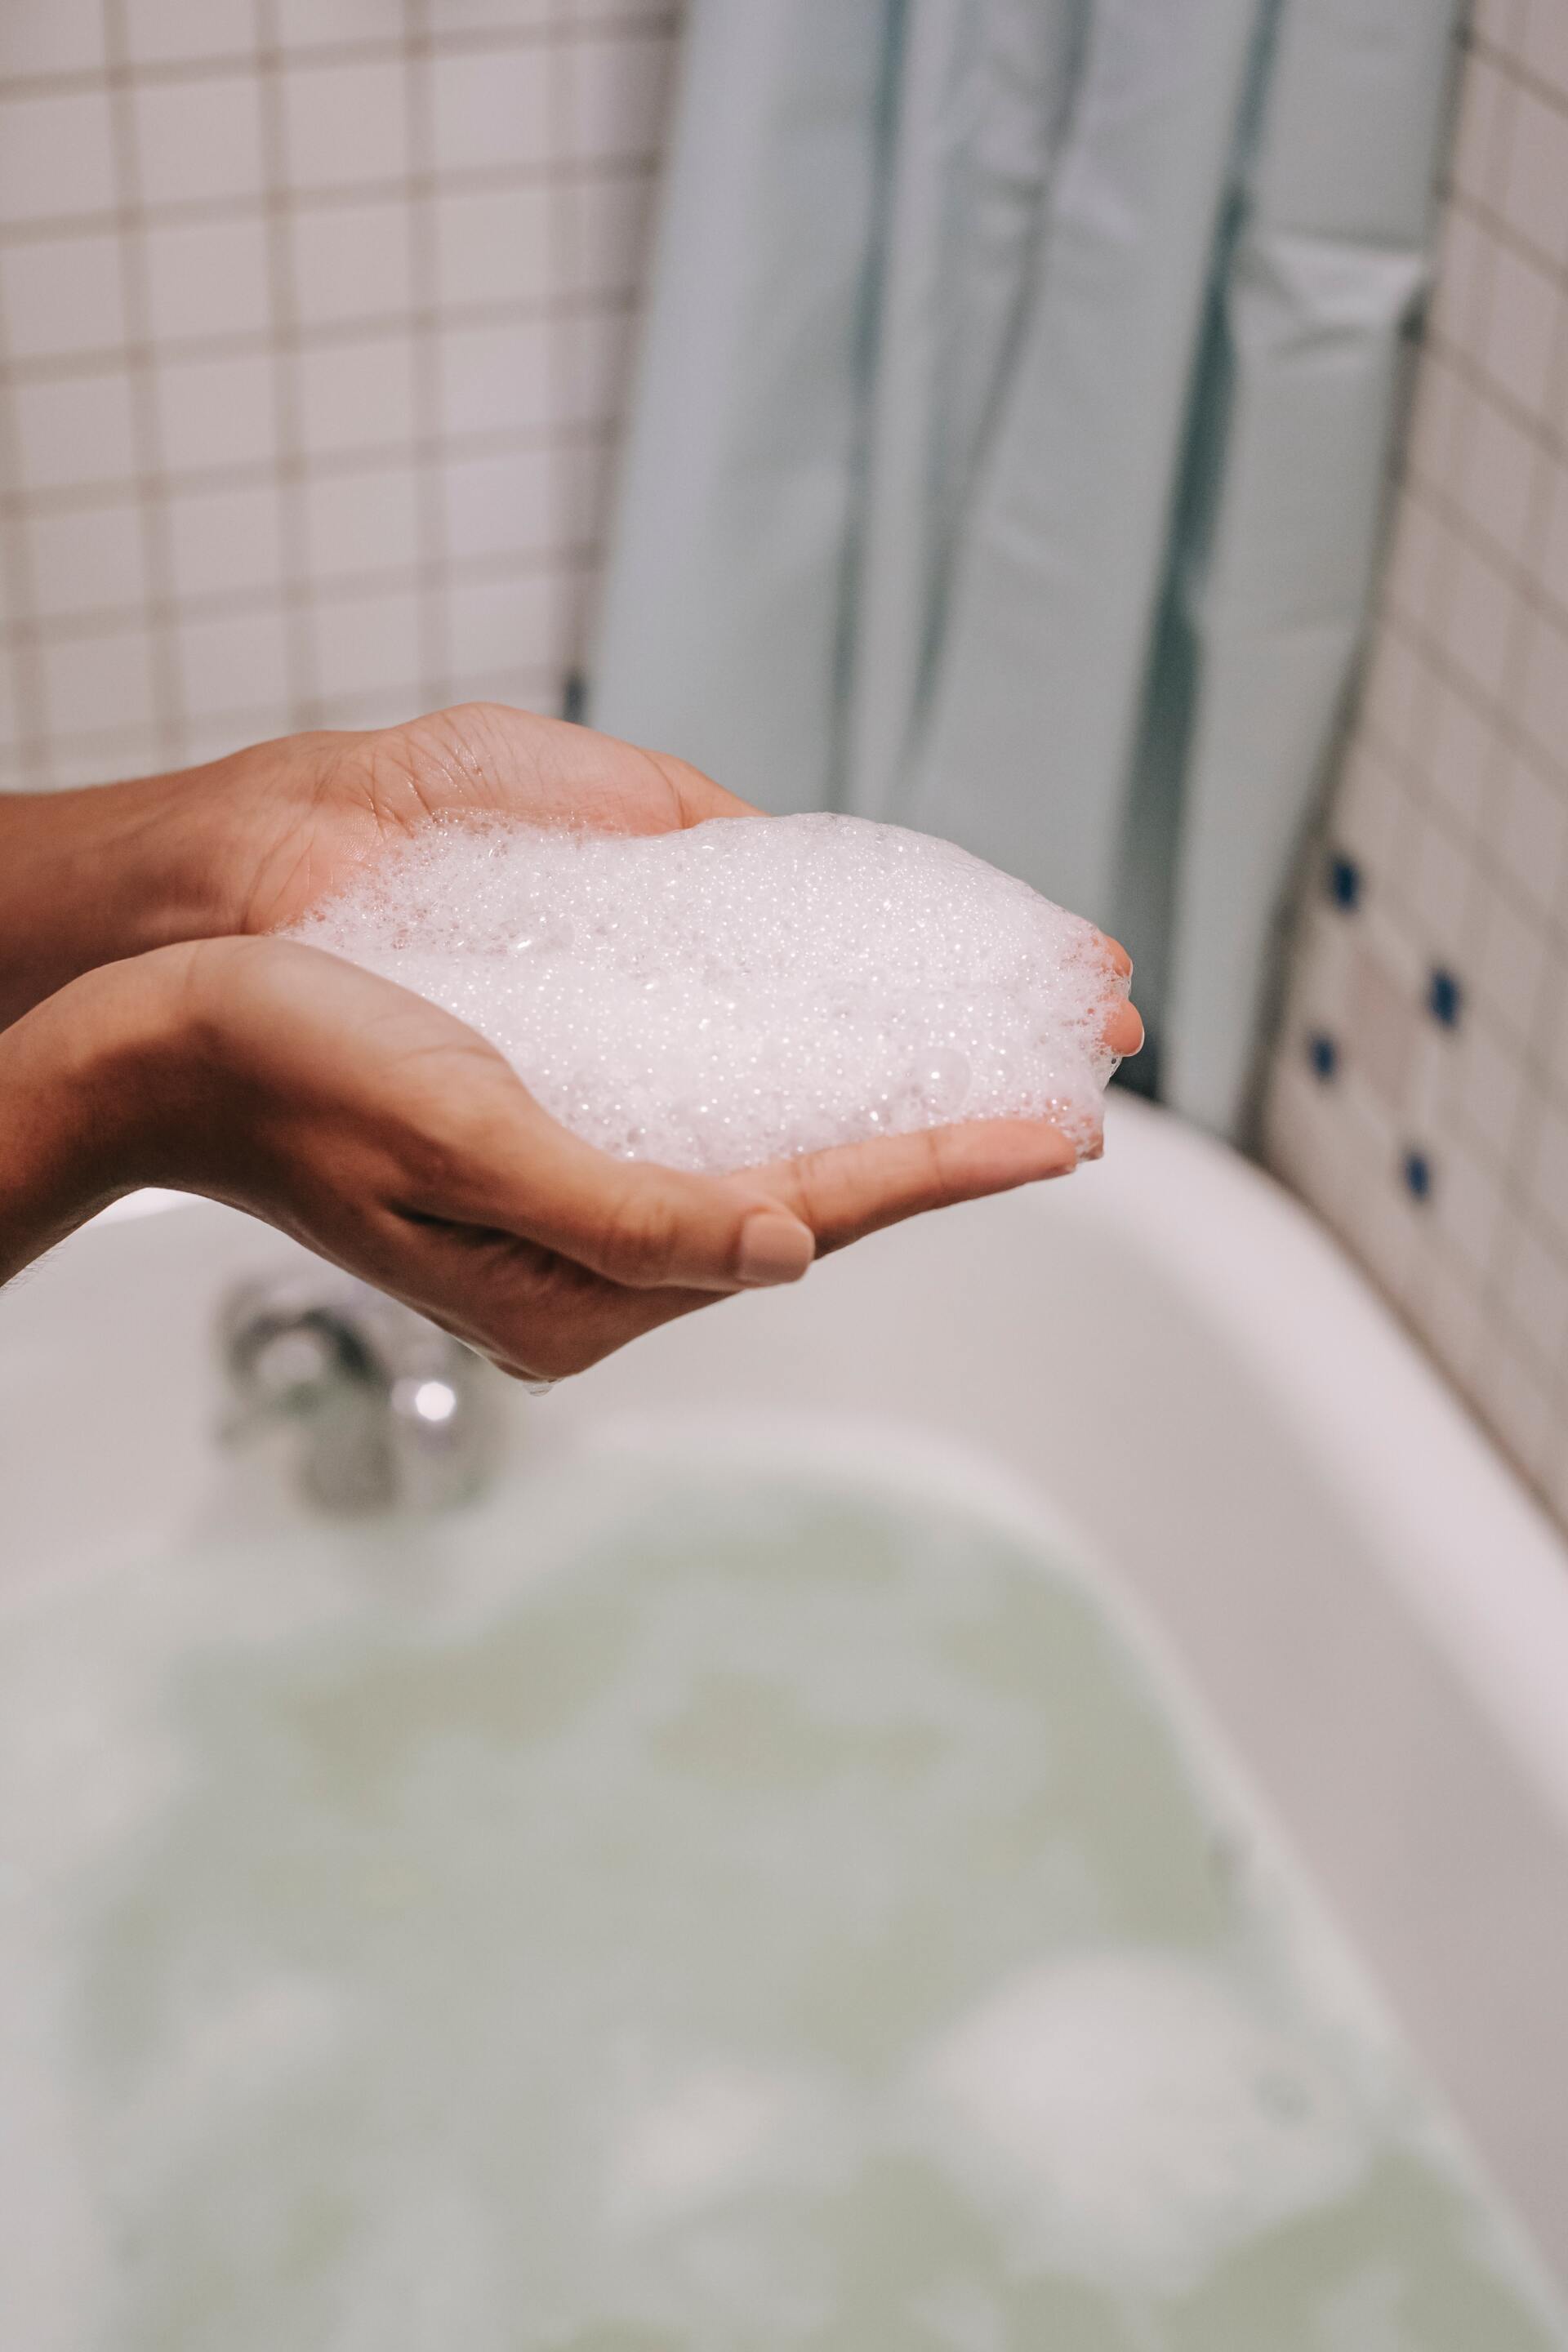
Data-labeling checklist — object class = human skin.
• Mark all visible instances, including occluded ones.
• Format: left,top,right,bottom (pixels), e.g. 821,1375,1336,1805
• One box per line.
0,704,1142,1381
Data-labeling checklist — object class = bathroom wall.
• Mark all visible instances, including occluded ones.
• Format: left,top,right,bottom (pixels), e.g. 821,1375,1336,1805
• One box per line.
1266,0,1568,1532
0,0,680,791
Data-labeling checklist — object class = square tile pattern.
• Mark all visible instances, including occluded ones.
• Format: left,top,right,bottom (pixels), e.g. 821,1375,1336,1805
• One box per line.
0,0,680,778
1267,2,1568,1532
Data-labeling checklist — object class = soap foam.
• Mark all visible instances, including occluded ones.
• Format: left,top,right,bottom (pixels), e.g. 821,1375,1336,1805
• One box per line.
288,812,1127,1173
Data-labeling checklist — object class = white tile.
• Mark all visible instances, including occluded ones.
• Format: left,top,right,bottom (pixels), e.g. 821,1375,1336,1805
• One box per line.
1430,202,1490,356
168,483,284,599
1484,238,1562,420
439,664,562,713
564,31,673,163
1520,0,1568,100
434,183,553,309
29,501,146,618
1410,814,1472,956
1472,866,1549,1034
572,169,656,300
274,0,397,46
44,728,165,788
443,444,555,560
283,56,407,192
1456,1004,1528,1163
1517,605,1568,764
432,48,550,174
0,91,116,224
0,4,106,75
549,434,606,549
1417,1253,1484,1385
145,214,272,343
303,464,421,580
133,77,263,208
178,707,285,766
309,687,419,728
1433,1130,1506,1279
1450,53,1512,210
124,0,256,66
178,607,290,719
1458,389,1539,562
157,350,276,473
41,626,158,736
1335,737,1407,875
1527,1094,1568,1247
427,0,550,29
0,658,17,751
1498,747,1568,911
0,234,125,360
292,199,412,327
312,587,421,700
1501,82,1568,268
1501,1220,1568,1367
298,335,416,454
1473,0,1524,54
439,316,555,438
1359,621,1425,757
1444,535,1521,701
447,569,565,676
1539,453,1568,615
13,371,137,491
564,304,635,426
1379,492,1450,643
1423,676,1498,835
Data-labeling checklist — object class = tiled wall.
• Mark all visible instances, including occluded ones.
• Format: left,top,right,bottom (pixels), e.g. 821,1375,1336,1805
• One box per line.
1267,0,1568,1531
0,0,680,791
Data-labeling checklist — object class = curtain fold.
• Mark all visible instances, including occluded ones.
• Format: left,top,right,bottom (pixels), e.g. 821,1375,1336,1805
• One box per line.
591,0,1458,1135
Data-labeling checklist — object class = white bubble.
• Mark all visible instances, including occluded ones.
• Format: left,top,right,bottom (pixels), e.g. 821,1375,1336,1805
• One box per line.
288,813,1128,1173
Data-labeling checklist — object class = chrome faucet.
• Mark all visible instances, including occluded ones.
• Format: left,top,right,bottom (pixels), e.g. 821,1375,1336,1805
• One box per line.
219,1272,504,1515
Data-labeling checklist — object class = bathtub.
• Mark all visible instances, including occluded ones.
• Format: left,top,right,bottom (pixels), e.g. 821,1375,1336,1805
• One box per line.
4,1091,1568,2332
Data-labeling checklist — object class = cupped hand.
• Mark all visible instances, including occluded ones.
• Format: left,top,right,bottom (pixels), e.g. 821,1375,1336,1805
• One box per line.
221,700,1143,1061
0,935,1091,1380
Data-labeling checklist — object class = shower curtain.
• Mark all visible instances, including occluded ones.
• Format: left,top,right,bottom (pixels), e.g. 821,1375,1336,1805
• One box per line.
590,0,1459,1136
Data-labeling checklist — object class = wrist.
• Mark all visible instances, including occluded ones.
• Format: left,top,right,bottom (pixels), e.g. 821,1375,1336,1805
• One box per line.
0,945,200,1280
0,746,289,1030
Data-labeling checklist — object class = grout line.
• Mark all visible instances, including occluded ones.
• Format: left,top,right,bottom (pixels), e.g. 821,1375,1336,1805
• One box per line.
405,0,449,712
0,287,644,390
0,15,682,106
0,152,666,251
100,0,185,773
255,0,318,736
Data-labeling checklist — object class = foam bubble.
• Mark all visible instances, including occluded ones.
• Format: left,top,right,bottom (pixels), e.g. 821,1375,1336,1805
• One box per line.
288,813,1128,1173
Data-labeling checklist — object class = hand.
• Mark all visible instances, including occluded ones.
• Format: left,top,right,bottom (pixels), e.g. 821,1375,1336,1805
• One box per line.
0,937,1095,1379
0,701,1141,1060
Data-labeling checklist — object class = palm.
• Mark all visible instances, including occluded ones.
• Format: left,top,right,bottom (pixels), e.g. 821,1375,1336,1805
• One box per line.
236,702,753,937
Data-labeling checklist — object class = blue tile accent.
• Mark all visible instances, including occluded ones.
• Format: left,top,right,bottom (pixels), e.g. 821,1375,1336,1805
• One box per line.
1326,853,1362,911
1402,1148,1432,1202
1428,966,1463,1028
1307,1030,1338,1080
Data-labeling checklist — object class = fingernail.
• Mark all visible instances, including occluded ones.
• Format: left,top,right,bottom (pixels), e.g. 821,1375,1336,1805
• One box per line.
737,1210,815,1286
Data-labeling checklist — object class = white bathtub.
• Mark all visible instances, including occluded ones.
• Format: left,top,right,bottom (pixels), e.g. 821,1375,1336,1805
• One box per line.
5,1092,1568,2293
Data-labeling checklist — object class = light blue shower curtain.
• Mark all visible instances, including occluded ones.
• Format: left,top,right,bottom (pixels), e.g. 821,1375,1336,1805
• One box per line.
590,0,1458,1136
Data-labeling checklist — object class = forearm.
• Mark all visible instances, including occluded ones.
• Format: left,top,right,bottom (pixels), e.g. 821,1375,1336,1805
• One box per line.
0,763,254,1031
0,955,180,1283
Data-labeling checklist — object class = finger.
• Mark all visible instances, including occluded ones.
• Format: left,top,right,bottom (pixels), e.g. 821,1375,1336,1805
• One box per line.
642,746,762,824
448,1092,816,1294
745,1118,1079,1255
1104,997,1143,1056
1098,933,1134,978
354,1208,720,1380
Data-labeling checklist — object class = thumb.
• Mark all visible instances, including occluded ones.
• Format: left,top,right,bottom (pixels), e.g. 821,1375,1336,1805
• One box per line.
485,1098,817,1292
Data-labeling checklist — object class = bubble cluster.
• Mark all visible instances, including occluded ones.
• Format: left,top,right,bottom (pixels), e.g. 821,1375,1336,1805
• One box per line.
288,813,1129,1172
